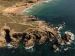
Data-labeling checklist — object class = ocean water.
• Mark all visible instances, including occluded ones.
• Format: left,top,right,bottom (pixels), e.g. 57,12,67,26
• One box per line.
25,0,75,33
1,0,75,56
24,0,75,56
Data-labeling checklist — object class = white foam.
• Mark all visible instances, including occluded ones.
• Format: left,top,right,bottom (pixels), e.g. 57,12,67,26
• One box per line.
25,46,34,52
43,0,52,3
65,31,75,40
70,33,75,40
61,42,65,45
64,48,69,51
25,46,34,49
58,25,63,30
6,43,13,48
66,42,71,45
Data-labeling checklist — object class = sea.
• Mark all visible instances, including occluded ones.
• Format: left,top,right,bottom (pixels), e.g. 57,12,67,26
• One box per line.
1,0,75,56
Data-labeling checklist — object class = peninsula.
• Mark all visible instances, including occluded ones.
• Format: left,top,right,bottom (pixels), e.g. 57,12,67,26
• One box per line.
0,0,74,52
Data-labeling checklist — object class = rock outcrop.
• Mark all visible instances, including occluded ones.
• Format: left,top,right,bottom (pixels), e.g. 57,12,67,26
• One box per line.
0,0,74,52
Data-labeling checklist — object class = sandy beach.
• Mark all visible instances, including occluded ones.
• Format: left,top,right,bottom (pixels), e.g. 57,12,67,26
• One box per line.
2,0,43,14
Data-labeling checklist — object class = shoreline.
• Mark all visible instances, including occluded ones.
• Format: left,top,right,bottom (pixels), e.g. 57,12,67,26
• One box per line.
2,0,52,14
0,0,75,53
2,0,43,14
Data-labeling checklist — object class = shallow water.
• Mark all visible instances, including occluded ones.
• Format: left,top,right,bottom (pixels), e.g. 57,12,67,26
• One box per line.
1,0,75,56
23,0,75,56
25,0,75,33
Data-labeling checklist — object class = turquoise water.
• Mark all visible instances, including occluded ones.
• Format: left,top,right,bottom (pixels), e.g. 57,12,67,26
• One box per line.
24,0,75,56
1,0,75,56
25,0,75,33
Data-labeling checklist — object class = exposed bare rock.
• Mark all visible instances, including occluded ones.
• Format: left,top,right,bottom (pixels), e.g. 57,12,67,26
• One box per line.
0,0,74,53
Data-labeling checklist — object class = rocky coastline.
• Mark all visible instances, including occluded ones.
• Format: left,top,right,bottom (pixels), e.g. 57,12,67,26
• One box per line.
0,0,75,52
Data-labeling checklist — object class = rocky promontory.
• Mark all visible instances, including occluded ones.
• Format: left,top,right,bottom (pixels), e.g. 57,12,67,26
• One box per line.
0,0,74,52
